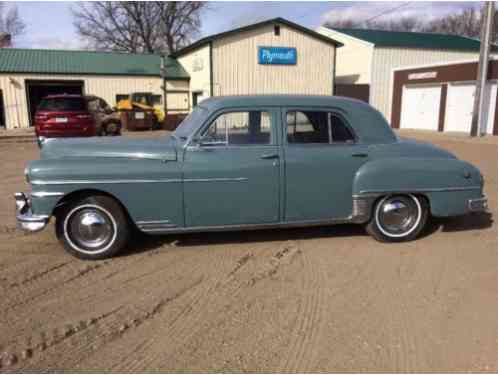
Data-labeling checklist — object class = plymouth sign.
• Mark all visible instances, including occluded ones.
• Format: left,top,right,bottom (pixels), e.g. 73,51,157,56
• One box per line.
258,47,297,65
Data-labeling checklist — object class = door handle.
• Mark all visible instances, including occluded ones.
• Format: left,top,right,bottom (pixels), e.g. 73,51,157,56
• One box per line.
351,153,368,158
260,153,279,160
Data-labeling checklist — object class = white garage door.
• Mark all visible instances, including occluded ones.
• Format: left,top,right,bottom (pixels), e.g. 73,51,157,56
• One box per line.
444,83,475,133
445,82,497,134
400,85,441,131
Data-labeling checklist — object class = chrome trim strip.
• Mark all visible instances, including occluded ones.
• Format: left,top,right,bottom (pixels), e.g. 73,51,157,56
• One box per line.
138,217,353,234
31,177,248,185
184,177,248,183
31,179,183,185
356,186,481,196
31,191,65,198
136,220,171,225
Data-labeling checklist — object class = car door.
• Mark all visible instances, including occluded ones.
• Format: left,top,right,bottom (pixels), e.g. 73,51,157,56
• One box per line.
182,108,281,227
282,107,370,221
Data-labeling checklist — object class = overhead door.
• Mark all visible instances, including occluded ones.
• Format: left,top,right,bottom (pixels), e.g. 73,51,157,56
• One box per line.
400,85,441,131
483,82,498,135
444,83,475,133
26,80,84,127
444,82,497,134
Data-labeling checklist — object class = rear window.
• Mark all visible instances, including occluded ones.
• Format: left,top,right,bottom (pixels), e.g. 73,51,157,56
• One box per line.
38,97,87,111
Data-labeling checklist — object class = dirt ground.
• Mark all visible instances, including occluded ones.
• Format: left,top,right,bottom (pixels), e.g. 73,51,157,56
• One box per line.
0,130,497,372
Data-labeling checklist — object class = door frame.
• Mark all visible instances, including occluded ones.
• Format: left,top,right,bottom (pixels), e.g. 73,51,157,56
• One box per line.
25,79,85,127
0,89,5,128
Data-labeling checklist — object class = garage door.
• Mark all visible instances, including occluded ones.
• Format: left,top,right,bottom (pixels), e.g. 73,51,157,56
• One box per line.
400,85,441,130
26,80,84,126
445,82,497,134
444,83,475,133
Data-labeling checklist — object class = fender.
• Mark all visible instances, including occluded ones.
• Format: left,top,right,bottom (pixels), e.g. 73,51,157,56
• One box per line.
26,157,184,227
353,157,483,218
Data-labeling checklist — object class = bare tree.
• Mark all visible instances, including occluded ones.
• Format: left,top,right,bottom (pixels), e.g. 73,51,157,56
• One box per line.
423,8,481,38
0,2,25,39
73,1,206,54
324,16,422,32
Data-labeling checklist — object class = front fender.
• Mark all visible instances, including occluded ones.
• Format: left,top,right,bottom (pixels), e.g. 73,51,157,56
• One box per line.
27,157,184,227
353,157,484,217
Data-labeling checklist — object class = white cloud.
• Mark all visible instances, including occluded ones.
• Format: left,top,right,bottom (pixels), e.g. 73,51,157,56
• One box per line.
321,1,481,25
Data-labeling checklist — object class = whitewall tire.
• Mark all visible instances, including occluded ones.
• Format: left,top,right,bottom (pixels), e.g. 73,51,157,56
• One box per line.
366,194,428,242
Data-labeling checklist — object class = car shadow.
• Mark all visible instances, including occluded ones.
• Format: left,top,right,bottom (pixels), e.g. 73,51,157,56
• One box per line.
436,212,494,232
122,224,367,256
121,212,493,256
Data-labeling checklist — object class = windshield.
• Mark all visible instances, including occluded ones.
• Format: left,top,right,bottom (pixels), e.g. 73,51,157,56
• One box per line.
173,106,209,140
38,97,86,111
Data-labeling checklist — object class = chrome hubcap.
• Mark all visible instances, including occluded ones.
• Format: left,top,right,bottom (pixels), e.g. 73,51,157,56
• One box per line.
377,196,420,236
68,208,114,250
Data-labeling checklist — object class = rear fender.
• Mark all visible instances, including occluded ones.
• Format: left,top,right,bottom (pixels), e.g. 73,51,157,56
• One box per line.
353,157,483,218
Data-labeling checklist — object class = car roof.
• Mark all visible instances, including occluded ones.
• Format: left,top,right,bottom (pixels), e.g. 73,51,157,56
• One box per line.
198,95,368,111
196,95,397,145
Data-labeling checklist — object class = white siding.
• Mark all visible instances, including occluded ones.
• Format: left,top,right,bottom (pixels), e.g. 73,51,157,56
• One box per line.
371,47,478,121
212,24,336,96
177,44,211,107
0,74,189,129
316,27,374,84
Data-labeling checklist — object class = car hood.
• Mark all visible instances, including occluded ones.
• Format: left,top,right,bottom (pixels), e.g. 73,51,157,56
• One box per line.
40,136,178,161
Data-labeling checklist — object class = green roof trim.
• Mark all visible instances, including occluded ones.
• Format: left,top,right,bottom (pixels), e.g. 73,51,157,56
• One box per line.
0,48,190,79
172,17,343,58
329,27,492,51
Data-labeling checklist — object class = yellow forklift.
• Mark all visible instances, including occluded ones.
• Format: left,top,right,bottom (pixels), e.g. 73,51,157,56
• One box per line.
116,92,165,129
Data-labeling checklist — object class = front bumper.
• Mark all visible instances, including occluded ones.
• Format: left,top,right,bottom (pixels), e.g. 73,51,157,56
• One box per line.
15,192,49,232
468,196,488,212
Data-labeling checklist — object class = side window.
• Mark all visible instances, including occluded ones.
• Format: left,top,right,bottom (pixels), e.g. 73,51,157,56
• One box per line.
201,111,272,145
286,111,354,144
87,99,99,112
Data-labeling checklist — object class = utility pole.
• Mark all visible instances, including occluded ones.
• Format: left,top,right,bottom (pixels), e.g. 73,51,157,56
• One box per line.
160,56,167,125
470,1,495,137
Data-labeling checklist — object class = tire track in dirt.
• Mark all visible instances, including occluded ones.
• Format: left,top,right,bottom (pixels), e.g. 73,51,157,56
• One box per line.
2,307,123,371
112,241,302,372
25,242,237,371
276,240,325,372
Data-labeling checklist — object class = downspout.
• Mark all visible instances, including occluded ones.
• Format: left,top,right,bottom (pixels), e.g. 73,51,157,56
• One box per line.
160,55,167,120
332,46,337,95
209,41,214,97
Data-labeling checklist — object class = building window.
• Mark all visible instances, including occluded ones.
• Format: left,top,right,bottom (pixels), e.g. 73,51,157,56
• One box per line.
274,25,280,36
286,111,355,144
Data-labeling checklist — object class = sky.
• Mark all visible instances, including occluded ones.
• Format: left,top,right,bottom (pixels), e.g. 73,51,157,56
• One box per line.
13,1,483,50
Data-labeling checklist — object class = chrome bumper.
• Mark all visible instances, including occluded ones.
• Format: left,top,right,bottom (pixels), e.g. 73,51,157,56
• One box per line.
468,196,488,212
15,192,49,232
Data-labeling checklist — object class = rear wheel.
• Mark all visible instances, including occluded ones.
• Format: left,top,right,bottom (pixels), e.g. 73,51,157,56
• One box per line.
366,194,428,242
56,195,129,260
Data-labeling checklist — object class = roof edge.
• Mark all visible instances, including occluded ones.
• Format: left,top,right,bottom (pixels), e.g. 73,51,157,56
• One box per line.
171,17,343,58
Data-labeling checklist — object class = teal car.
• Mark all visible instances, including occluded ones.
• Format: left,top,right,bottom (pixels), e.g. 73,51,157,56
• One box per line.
16,95,487,259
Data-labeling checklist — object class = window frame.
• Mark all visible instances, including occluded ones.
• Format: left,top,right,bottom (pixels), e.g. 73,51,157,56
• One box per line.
283,107,358,146
192,108,278,148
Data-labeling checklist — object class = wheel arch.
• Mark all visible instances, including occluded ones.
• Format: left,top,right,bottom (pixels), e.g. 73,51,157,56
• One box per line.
53,188,134,226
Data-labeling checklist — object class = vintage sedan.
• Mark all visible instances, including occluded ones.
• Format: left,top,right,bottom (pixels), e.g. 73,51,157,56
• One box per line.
16,95,487,259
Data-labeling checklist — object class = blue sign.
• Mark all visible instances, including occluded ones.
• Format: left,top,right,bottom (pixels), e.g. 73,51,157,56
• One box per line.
258,46,297,65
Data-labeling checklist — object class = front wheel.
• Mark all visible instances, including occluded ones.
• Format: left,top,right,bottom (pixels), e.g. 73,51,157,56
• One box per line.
366,194,428,242
56,195,129,260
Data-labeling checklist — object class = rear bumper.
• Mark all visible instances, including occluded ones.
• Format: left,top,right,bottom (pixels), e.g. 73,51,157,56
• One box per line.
15,192,49,232
468,196,488,212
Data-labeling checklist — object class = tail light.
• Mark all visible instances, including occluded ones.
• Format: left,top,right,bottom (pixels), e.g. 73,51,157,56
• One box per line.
75,114,92,120
35,114,48,122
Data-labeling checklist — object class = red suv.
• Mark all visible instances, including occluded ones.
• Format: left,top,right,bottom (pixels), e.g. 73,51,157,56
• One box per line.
34,95,96,145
